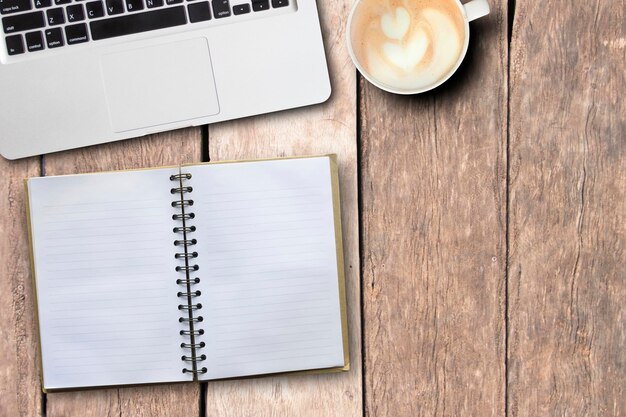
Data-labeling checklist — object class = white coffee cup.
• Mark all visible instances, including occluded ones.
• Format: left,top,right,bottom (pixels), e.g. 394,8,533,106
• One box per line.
347,0,490,95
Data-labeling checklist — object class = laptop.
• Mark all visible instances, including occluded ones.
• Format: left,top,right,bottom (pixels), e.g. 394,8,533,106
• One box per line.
0,0,330,159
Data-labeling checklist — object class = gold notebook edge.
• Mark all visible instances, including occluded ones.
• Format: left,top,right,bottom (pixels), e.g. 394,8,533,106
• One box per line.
24,179,47,393
329,154,351,371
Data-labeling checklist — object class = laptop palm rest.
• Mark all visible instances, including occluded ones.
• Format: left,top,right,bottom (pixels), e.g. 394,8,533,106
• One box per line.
100,38,220,133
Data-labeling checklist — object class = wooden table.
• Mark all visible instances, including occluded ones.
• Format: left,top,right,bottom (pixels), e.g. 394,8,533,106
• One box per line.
1,0,624,415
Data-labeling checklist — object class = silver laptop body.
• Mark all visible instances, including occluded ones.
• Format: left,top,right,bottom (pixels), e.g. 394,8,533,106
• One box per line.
0,0,330,159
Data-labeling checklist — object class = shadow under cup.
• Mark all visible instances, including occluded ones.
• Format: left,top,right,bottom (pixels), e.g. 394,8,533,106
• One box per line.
346,0,482,95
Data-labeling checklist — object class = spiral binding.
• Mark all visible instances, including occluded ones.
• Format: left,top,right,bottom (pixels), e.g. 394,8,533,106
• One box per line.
171,171,206,376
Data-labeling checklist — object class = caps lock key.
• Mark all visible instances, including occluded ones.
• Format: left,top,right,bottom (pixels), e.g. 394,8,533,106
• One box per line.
1,0,32,15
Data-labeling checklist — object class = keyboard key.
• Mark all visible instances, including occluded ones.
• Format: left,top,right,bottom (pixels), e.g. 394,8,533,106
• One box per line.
65,22,88,44
34,0,50,8
5,33,23,54
145,0,161,7
211,0,228,18
67,4,85,21
46,7,64,25
45,27,63,47
232,3,249,14
86,0,103,17
1,0,32,15
25,30,43,51
251,0,267,12
125,0,142,11
2,10,44,33
90,6,186,40
165,0,181,4
54,0,70,4
187,1,209,22
271,0,287,7
105,0,123,15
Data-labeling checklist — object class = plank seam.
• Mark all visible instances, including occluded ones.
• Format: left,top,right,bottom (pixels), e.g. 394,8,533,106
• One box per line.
505,0,515,415
199,381,207,417
41,390,47,417
507,0,515,45
40,155,46,177
201,125,210,163
356,71,367,417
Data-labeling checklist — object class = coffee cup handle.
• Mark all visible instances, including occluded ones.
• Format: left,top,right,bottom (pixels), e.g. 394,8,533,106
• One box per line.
463,0,490,22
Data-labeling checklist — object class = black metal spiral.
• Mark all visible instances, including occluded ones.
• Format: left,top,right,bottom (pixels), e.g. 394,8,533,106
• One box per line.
171,171,206,376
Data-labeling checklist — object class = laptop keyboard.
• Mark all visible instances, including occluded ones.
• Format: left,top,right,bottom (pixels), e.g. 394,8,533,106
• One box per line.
2,0,289,55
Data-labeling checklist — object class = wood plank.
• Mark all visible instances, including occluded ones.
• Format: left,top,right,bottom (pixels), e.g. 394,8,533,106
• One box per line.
359,0,508,415
202,0,361,415
0,156,43,417
42,129,203,417
508,1,625,415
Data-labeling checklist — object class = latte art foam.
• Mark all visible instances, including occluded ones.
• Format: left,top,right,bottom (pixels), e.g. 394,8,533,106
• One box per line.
350,0,466,91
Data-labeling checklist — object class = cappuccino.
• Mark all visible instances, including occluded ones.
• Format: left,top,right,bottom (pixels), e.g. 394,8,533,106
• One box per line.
349,0,467,92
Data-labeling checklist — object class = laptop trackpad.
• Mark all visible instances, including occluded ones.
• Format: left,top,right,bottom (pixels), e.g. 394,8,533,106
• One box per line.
101,38,219,133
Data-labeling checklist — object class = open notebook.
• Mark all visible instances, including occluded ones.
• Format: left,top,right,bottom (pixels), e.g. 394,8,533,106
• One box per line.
26,155,349,392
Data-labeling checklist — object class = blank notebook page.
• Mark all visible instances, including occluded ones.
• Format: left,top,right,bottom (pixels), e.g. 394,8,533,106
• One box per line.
28,168,190,390
186,157,346,380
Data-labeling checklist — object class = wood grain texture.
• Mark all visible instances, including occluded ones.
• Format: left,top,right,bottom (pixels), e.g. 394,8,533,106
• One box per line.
201,0,361,415
0,156,42,417
508,1,626,415
359,1,508,415
42,129,203,417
